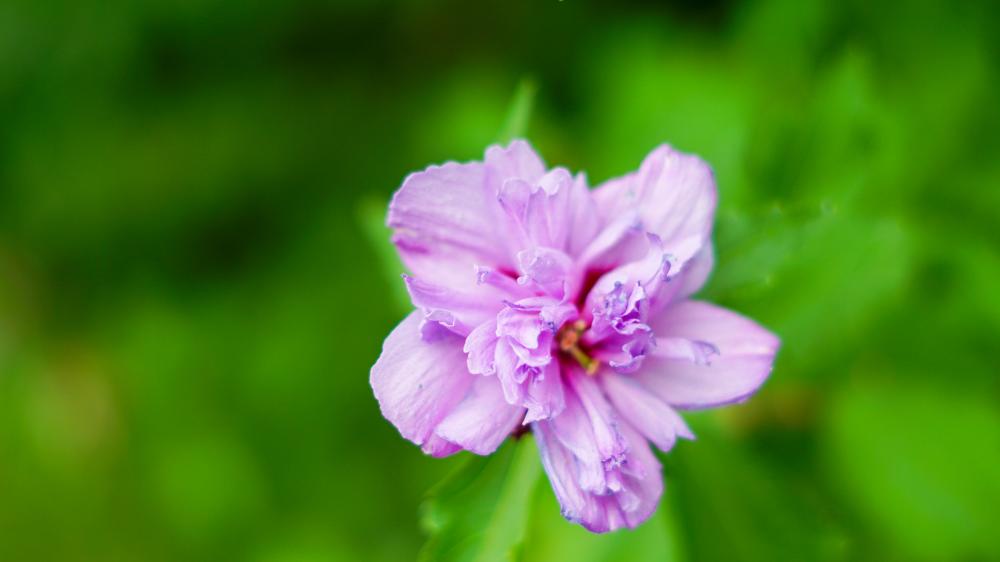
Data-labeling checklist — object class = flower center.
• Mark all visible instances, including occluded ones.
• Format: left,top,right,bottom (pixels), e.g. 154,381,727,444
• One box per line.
557,320,600,375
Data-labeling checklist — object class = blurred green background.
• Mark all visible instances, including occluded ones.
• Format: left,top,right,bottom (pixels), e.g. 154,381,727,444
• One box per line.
1,0,999,560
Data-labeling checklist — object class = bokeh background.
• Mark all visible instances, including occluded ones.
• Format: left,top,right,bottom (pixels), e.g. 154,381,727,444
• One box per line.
1,0,999,560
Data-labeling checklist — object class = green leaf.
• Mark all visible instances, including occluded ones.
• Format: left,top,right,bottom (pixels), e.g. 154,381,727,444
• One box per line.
357,197,411,314
520,472,684,562
824,377,1000,560
709,211,913,379
664,419,848,561
357,77,538,320
419,437,542,562
497,78,537,143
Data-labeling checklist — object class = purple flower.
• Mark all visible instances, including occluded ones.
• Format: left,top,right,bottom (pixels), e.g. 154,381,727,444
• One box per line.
371,140,779,532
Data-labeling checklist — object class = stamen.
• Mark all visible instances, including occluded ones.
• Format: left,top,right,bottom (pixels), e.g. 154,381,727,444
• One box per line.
558,320,600,375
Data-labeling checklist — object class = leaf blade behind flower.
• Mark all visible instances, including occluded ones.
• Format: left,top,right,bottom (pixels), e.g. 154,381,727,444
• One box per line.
419,437,542,562
519,471,684,562
497,78,537,144
358,196,412,315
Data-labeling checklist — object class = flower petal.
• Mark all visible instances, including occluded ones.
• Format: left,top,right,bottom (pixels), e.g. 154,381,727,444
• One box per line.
590,145,716,274
421,435,463,458
494,340,566,422
576,212,646,272
498,175,563,250
464,319,499,375
617,145,716,251
533,418,594,524
564,173,602,257
516,246,576,298
651,337,720,366
370,312,473,452
583,233,671,321
533,386,663,533
484,139,547,185
498,166,602,262
435,376,525,455
632,300,779,409
610,421,664,528
403,275,504,336
566,372,627,465
602,374,694,452
388,161,511,290
591,172,636,226
668,242,714,302
523,360,566,424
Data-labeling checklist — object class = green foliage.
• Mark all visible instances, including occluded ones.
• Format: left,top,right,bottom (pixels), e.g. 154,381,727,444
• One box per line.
1,0,998,561
417,436,683,562
666,418,847,561
359,197,411,314
825,379,1000,560
521,473,683,562
498,79,538,144
419,438,541,562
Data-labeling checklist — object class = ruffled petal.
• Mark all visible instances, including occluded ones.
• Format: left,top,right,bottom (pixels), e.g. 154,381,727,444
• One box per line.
516,246,576,298
370,312,473,453
633,300,779,409
475,265,527,297
533,419,595,523
403,275,506,336
464,319,499,375
542,375,606,492
523,361,566,424
608,421,664,528
584,145,716,294
637,146,716,248
497,305,546,352
533,373,663,532
498,173,568,250
496,297,576,354
566,373,627,467
583,233,671,326
494,341,566,423
498,166,602,263
435,376,525,455
488,296,576,420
